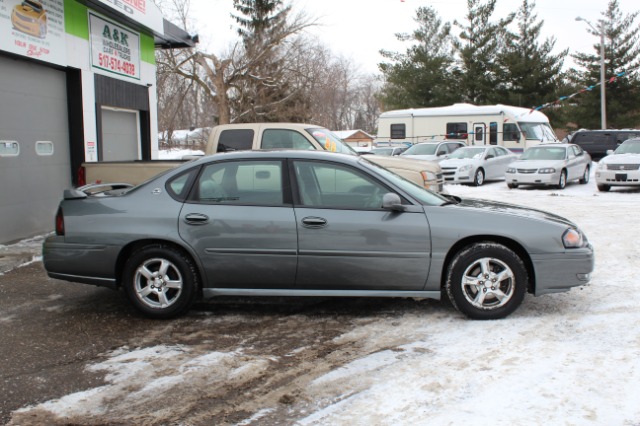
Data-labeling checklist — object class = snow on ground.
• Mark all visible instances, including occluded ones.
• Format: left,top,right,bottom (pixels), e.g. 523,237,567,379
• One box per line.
10,166,640,425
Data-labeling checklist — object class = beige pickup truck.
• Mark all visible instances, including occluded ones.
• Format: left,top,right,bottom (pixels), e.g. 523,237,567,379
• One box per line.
82,123,444,191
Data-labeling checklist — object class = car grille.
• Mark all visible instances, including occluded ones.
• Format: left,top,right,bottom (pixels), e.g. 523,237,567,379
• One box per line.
441,167,456,179
517,168,538,174
606,164,640,171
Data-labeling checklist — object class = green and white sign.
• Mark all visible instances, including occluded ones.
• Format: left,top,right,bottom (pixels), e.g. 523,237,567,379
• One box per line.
89,12,140,80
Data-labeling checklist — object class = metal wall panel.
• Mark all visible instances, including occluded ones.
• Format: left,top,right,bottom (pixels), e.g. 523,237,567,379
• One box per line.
0,55,70,244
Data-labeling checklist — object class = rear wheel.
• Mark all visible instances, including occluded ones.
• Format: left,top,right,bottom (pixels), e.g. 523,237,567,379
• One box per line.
597,184,610,192
446,242,528,320
579,166,590,184
122,245,199,319
557,170,567,189
473,168,485,186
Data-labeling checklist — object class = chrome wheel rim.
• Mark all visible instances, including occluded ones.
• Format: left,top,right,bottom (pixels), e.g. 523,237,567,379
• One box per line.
476,170,484,185
133,258,183,309
461,257,515,309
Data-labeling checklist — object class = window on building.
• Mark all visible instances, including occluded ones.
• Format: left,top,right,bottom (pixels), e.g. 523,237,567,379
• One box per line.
446,123,467,139
390,124,406,139
0,141,19,157
489,122,498,145
35,141,54,156
503,123,521,142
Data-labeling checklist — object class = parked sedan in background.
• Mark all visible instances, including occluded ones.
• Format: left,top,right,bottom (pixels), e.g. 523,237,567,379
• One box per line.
596,138,640,192
43,150,593,321
440,146,518,186
369,146,408,156
401,141,466,162
505,143,592,189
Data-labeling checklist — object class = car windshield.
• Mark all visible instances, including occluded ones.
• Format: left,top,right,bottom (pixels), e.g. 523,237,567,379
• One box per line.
307,128,357,155
449,147,486,160
371,148,394,155
359,157,448,206
615,140,640,154
520,146,567,161
518,122,557,142
402,143,438,155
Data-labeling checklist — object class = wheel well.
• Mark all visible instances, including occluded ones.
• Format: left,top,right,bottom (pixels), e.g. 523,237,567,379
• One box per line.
114,239,203,295
441,236,536,294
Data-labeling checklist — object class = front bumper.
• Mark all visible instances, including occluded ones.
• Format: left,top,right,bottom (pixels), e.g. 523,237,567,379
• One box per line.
531,245,594,296
506,171,560,186
596,169,640,186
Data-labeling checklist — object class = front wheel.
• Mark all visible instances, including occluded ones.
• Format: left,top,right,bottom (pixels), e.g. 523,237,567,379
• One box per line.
597,184,610,192
507,183,518,189
122,245,199,319
446,242,528,320
579,166,590,184
557,170,567,189
473,168,485,186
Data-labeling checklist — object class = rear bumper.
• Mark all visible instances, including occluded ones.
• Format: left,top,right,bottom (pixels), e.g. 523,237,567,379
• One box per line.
531,246,594,296
43,236,118,288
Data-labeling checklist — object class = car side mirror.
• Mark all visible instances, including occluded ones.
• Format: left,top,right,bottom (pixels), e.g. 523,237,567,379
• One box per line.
486,154,494,160
606,149,614,155
382,193,405,212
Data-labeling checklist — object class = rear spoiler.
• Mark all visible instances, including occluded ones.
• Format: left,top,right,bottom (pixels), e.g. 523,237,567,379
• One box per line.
64,183,134,200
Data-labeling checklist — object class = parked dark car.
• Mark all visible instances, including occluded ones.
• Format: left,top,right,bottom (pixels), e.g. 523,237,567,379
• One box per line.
572,130,640,160
43,150,593,320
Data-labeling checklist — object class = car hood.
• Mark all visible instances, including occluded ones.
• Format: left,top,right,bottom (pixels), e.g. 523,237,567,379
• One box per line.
454,197,576,228
402,154,440,161
366,154,440,172
508,159,565,168
440,158,476,167
601,153,640,164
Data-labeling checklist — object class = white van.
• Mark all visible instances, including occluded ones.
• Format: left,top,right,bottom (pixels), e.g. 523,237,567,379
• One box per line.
375,103,558,153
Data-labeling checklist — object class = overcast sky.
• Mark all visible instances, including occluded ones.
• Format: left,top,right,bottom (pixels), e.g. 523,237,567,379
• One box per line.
187,0,638,74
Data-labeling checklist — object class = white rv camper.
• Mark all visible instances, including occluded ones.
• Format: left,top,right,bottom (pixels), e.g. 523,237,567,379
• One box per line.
375,103,558,153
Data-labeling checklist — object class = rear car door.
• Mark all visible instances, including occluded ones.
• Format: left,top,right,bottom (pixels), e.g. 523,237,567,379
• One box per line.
178,159,298,289
292,159,431,291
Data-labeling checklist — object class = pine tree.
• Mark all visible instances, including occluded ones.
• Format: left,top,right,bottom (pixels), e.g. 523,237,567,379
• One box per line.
571,0,640,129
452,0,514,104
498,0,567,108
378,6,458,110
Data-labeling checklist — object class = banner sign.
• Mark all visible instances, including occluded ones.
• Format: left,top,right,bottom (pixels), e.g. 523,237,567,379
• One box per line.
0,0,66,66
89,12,140,80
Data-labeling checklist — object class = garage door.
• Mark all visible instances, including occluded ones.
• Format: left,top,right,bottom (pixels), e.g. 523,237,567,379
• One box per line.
101,107,139,161
0,55,71,244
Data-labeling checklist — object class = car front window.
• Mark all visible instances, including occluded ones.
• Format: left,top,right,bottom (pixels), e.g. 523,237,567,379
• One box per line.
518,122,557,142
616,141,640,154
306,128,358,155
520,147,567,161
403,144,438,155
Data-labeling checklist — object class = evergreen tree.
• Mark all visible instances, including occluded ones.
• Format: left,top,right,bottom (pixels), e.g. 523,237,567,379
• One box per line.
452,0,514,104
498,0,567,108
571,0,640,129
377,6,459,110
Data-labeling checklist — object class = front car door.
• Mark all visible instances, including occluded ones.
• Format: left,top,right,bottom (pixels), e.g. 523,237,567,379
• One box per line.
291,159,431,291
178,159,298,289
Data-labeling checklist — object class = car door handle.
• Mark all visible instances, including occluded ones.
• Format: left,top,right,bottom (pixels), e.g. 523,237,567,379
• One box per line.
184,213,210,225
301,216,327,228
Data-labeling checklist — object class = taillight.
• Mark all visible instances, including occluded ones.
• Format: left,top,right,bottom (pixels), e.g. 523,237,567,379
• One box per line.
55,207,65,236
77,166,86,186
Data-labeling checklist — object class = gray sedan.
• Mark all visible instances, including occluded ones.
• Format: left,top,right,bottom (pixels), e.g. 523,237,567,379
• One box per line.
43,150,593,320
505,143,592,189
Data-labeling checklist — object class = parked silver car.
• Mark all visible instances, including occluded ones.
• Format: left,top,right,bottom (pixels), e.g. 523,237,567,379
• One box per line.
401,141,466,162
505,143,592,189
596,138,640,192
440,146,519,186
43,150,593,320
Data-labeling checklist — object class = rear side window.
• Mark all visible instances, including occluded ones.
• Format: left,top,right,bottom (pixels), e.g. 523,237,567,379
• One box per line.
390,124,406,139
573,132,610,145
217,129,254,152
262,129,315,150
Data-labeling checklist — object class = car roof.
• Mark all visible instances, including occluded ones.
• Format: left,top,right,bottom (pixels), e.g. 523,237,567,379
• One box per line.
187,149,359,167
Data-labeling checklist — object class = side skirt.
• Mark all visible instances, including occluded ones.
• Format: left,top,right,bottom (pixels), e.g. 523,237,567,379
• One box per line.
202,288,442,300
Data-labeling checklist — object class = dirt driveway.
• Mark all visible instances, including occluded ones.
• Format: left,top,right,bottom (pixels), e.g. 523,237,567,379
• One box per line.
1,262,441,425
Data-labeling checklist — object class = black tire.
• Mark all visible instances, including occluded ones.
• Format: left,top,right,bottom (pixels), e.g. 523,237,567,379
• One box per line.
557,170,567,189
446,242,528,320
122,244,199,319
597,184,610,192
579,166,590,184
507,183,518,189
473,168,485,186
